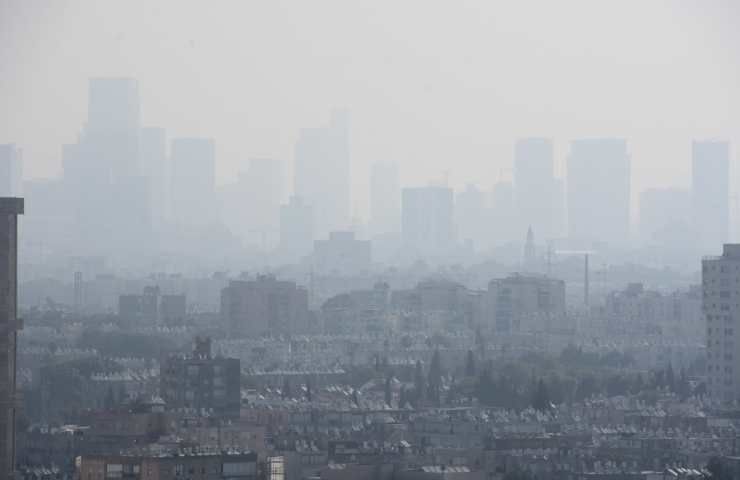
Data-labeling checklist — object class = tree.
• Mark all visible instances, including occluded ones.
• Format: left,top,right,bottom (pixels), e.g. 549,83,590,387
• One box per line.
384,375,393,407
399,386,408,408
707,457,731,480
666,364,676,392
305,376,313,402
532,379,551,412
427,350,443,405
104,386,116,410
477,369,496,406
414,360,426,405
465,350,476,377
282,377,292,399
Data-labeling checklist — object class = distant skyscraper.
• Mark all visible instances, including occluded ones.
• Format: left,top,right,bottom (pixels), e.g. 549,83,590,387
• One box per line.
402,186,455,256
0,145,22,197
243,157,283,248
491,181,517,245
455,184,488,250
567,138,630,245
279,195,314,261
0,197,23,479
170,138,216,227
369,162,400,236
140,127,168,226
294,109,350,239
703,244,740,402
523,226,536,270
86,77,141,178
639,188,692,244
63,78,148,253
514,138,560,240
693,140,729,249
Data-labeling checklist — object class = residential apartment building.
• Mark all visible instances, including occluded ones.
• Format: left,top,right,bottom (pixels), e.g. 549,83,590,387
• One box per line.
703,244,740,402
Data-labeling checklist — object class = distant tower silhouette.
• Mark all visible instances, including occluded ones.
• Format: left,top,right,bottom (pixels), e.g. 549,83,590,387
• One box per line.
73,271,83,314
523,226,536,271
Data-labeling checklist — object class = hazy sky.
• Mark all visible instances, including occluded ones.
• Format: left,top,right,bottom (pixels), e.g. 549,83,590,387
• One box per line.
1,0,739,220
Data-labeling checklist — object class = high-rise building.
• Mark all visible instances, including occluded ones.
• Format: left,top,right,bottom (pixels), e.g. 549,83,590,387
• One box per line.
170,137,216,227
86,77,141,178
293,109,350,239
514,138,560,240
455,184,488,251
491,181,517,246
402,186,455,256
0,145,22,197
0,197,23,479
140,127,168,226
703,244,740,402
279,195,313,261
639,188,692,244
567,139,630,245
232,157,283,248
220,275,309,337
369,162,400,236
693,140,730,249
64,78,148,252
523,226,536,271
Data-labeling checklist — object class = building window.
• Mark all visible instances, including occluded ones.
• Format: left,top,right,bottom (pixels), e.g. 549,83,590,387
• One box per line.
106,464,123,479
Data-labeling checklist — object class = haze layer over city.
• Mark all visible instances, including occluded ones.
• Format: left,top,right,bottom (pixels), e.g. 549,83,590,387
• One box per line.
2,1,740,480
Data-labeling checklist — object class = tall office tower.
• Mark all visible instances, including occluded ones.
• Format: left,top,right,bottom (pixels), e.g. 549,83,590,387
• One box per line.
693,140,730,250
0,197,22,479
491,181,517,246
639,188,692,244
523,226,536,271
402,186,455,256
279,195,314,261
455,184,488,250
64,78,147,252
293,109,350,239
140,127,168,226
242,158,283,248
567,139,631,245
86,78,141,178
703,244,740,402
0,145,22,197
514,138,560,240
369,162,400,236
170,138,216,228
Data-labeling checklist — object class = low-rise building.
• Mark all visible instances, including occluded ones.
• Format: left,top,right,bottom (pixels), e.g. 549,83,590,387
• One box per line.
161,337,240,418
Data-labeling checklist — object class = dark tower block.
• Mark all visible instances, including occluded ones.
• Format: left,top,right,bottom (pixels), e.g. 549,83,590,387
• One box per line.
0,197,22,480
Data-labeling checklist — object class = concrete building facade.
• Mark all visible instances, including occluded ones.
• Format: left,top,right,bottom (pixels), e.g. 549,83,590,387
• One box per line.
567,138,630,245
0,197,23,480
160,337,241,418
483,274,566,333
220,275,309,337
703,244,740,402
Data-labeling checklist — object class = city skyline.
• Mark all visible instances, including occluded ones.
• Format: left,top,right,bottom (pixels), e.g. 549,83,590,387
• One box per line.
1,1,739,224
